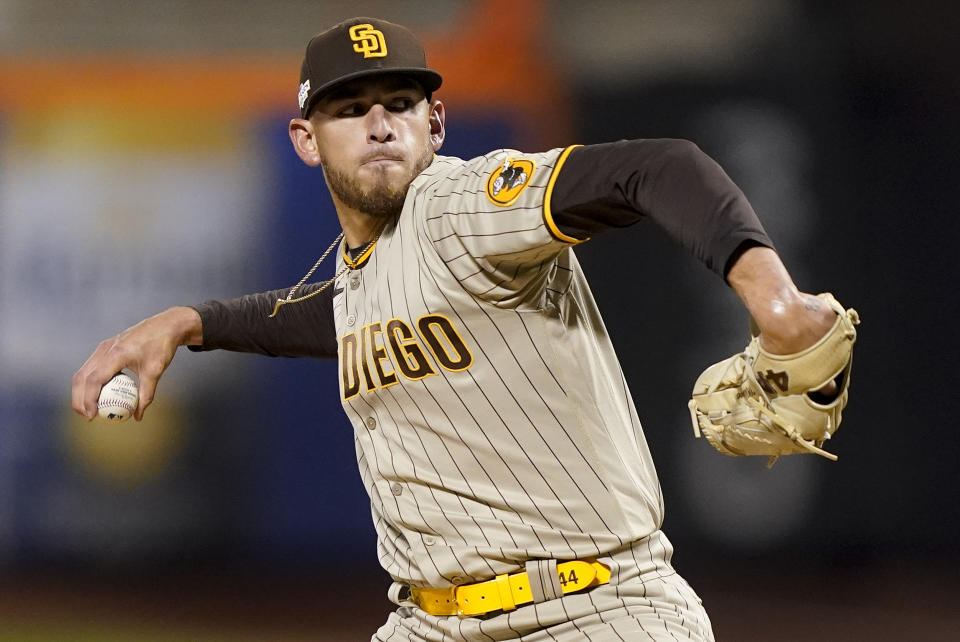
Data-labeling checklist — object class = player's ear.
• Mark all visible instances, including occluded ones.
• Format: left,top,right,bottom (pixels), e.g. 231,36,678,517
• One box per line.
288,118,323,167
428,99,445,152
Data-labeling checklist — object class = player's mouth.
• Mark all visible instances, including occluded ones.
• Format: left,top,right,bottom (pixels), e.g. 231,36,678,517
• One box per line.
362,154,403,167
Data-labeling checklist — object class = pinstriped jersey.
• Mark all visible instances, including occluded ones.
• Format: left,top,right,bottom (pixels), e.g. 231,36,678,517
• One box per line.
333,147,663,588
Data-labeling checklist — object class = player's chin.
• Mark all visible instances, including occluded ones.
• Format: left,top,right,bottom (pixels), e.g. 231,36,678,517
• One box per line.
354,164,386,182
359,160,406,181
364,168,412,192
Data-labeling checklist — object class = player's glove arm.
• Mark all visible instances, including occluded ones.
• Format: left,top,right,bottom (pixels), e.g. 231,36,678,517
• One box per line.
549,139,772,278
187,282,338,359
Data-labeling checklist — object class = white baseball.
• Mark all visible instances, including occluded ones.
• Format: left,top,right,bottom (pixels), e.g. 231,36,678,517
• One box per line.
97,372,139,422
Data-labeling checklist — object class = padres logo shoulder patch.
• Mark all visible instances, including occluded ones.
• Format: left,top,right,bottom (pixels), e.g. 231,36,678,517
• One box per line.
486,157,536,207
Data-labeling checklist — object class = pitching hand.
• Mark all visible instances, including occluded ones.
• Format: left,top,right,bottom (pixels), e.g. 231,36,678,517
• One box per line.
71,306,202,421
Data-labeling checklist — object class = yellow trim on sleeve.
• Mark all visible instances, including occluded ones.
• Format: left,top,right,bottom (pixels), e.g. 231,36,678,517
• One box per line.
543,144,588,244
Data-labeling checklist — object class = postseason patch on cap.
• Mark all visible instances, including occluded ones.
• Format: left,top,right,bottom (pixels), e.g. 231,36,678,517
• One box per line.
298,79,311,110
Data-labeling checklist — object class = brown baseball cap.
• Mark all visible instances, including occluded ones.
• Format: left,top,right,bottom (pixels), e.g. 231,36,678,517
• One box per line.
298,17,443,118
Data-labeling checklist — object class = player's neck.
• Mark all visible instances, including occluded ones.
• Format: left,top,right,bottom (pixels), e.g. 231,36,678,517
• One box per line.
335,205,391,250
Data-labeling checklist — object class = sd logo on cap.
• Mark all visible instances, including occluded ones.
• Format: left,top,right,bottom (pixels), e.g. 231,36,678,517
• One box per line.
298,17,443,118
349,24,388,58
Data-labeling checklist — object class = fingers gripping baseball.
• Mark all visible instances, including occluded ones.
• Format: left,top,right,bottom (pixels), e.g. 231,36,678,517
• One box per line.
72,326,173,421
71,307,201,421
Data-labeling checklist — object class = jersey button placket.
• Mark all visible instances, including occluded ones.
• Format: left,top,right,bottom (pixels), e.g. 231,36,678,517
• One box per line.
365,416,377,430
346,314,356,327
390,482,403,496
349,274,361,290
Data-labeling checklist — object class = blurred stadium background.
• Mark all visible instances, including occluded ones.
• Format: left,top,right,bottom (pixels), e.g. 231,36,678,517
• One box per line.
0,0,957,639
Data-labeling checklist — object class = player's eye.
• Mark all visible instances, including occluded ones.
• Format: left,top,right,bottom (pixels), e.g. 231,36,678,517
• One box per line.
387,97,415,112
337,103,366,117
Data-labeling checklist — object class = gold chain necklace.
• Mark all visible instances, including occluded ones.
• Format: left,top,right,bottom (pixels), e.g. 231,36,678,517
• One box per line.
269,227,383,318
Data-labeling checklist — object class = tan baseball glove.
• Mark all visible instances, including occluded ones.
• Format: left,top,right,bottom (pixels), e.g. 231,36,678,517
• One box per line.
688,293,860,465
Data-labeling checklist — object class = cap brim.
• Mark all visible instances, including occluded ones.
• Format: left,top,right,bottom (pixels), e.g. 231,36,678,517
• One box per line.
302,67,443,117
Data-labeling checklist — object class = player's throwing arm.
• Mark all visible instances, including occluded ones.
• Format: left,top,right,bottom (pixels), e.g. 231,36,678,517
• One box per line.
72,306,202,422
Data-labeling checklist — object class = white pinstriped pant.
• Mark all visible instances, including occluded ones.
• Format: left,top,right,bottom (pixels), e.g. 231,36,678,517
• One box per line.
373,531,714,642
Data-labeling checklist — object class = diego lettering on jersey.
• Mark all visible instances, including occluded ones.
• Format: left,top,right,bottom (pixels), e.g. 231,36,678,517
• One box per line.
339,314,473,400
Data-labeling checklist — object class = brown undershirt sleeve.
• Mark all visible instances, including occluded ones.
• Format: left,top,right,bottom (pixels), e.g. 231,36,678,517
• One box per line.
187,282,338,359
548,139,774,278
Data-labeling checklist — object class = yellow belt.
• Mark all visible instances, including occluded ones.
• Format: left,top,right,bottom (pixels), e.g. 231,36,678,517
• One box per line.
411,560,611,617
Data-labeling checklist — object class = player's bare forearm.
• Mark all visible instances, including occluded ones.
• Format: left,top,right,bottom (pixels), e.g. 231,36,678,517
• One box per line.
726,246,837,355
71,306,202,421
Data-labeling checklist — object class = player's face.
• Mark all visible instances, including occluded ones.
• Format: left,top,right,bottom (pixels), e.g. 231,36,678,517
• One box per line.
308,76,441,218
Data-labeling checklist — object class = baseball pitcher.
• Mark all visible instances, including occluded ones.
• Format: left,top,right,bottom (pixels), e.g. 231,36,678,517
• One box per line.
73,17,858,641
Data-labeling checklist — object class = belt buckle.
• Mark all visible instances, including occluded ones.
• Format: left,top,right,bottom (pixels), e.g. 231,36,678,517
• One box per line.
411,585,459,617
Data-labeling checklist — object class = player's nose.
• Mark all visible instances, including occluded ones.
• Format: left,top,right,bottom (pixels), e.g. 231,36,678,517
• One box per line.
366,104,396,143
